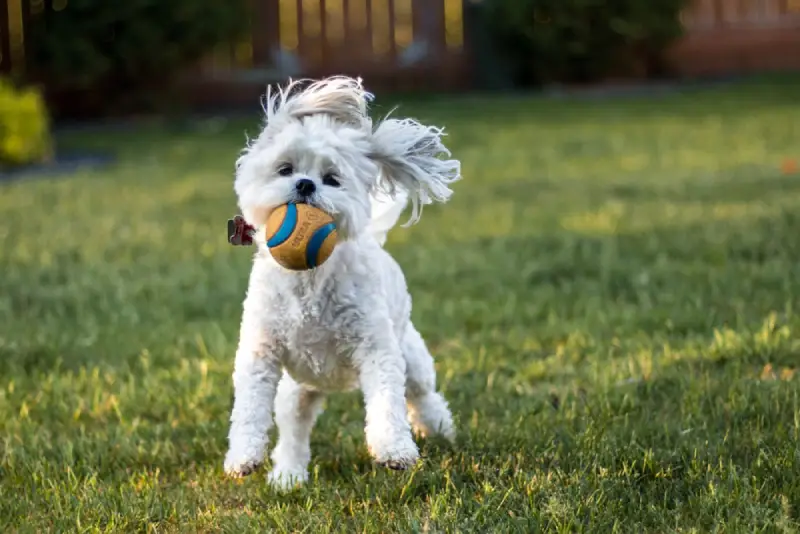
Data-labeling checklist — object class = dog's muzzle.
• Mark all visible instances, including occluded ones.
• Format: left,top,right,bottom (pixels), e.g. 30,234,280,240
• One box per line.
295,178,316,198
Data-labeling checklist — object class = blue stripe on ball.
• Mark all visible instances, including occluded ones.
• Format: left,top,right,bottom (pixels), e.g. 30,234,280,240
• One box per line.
267,203,298,248
306,222,336,268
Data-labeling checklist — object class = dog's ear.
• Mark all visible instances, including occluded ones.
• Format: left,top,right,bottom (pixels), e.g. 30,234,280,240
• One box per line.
369,117,461,225
261,76,373,132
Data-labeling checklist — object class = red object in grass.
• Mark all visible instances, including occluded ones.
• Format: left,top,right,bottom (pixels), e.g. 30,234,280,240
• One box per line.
782,159,798,175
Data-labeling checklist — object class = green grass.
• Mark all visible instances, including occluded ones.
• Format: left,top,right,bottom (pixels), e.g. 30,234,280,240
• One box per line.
2,78,800,533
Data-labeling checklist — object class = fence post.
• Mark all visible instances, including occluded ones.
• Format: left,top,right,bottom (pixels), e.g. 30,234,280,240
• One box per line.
0,0,10,75
253,0,280,68
462,0,515,90
3,0,28,77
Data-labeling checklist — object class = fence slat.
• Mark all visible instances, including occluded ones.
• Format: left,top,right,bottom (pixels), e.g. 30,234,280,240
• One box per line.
388,0,397,60
0,0,10,74
253,0,280,67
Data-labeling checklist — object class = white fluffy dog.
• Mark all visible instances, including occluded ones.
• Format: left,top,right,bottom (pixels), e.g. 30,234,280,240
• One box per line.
223,76,461,489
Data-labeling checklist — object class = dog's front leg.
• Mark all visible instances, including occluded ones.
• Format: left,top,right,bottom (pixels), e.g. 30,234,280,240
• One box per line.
224,320,281,478
353,331,419,470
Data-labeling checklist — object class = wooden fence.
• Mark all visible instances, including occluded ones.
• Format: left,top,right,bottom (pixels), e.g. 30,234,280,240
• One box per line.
183,0,470,108
186,0,800,107
2,0,800,108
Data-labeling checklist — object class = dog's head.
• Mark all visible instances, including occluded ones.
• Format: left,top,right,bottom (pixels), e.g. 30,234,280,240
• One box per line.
233,76,461,240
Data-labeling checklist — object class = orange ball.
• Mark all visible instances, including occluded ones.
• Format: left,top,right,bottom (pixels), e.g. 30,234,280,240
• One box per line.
265,203,338,271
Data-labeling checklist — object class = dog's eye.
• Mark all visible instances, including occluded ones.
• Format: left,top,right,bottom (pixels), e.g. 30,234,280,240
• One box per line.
322,173,340,187
278,164,294,177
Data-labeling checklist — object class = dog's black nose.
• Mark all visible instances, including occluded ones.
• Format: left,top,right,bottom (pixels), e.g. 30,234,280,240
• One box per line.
295,178,316,197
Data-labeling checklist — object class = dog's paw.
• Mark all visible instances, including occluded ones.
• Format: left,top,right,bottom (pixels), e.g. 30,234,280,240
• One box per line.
378,458,417,471
267,467,308,491
224,451,263,478
372,437,420,471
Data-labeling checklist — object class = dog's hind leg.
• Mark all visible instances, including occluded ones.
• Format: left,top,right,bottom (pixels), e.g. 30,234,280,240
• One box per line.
268,371,325,490
402,326,456,442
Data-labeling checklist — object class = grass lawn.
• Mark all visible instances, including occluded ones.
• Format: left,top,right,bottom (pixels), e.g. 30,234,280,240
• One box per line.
1,77,800,533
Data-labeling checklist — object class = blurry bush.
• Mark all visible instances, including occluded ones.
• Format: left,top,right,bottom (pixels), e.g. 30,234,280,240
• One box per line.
24,0,250,117
0,78,52,169
481,0,691,86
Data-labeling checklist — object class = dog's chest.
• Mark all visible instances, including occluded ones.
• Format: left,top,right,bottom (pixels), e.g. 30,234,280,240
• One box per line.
270,284,361,391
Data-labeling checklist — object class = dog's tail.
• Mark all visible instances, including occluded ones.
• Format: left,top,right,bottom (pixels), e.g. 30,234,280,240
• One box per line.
368,188,409,246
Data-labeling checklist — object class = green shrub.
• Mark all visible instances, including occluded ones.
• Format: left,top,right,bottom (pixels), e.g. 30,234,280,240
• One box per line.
0,79,52,168
480,0,691,86
24,0,250,116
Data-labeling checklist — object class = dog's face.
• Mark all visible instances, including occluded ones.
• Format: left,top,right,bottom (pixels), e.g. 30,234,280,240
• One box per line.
235,113,378,240
234,76,461,241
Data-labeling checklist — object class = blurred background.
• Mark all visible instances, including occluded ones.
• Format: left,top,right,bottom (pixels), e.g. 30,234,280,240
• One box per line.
2,0,800,124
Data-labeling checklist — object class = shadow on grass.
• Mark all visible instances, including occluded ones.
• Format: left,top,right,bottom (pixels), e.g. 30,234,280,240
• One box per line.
0,151,117,183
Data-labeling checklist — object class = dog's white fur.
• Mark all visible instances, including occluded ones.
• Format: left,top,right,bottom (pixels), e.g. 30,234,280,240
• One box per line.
224,76,461,489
